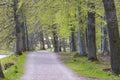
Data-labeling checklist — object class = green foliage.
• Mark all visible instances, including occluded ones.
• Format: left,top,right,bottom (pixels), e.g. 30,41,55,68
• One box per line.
0,0,119,51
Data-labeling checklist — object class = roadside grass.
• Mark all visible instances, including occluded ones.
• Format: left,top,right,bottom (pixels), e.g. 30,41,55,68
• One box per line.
59,52,120,80
0,53,26,80
0,50,11,54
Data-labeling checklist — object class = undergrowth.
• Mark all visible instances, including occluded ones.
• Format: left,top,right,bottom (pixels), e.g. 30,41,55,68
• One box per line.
0,53,26,80
59,52,120,80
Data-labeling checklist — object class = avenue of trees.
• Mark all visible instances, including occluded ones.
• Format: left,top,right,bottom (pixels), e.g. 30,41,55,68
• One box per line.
0,0,120,78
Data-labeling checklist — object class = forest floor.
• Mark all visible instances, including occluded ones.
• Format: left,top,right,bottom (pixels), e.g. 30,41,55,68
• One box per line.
58,52,120,80
19,50,86,80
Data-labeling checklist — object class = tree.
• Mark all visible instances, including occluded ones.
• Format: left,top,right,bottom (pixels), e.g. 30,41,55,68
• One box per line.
101,16,109,55
87,1,97,60
52,25,59,52
102,0,120,75
77,0,87,56
13,0,23,55
69,27,77,52
39,30,45,50
13,0,29,54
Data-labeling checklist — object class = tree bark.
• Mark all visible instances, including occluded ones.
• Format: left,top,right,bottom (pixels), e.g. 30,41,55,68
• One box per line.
29,34,35,51
40,31,45,50
77,5,87,56
53,31,59,52
13,0,23,55
101,27,109,55
102,0,120,75
62,38,66,52
59,39,62,52
87,2,97,60
21,21,26,51
70,27,76,52
24,16,29,51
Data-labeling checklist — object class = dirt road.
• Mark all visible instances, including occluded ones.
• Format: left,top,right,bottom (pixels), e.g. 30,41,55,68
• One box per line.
20,51,85,80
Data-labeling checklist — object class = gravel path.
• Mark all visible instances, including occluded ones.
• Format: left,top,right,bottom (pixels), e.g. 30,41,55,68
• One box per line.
20,51,85,80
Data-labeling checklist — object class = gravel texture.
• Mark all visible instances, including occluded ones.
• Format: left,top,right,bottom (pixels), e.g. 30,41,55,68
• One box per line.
20,51,85,80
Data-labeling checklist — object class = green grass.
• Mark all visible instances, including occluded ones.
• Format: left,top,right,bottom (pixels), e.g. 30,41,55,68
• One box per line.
0,53,26,80
59,52,120,80
0,50,11,54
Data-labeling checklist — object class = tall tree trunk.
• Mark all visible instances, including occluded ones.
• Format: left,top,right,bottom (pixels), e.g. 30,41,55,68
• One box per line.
101,27,109,55
40,31,45,50
102,0,120,75
59,39,62,52
0,63,4,78
77,27,87,56
13,0,25,55
77,5,87,56
24,16,29,51
101,16,109,55
70,27,76,52
21,21,26,51
62,38,66,52
13,0,22,55
29,34,35,51
20,9,29,51
87,2,97,60
53,31,59,52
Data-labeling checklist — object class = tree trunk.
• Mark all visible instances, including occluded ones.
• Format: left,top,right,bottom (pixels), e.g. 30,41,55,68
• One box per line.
24,16,29,51
29,34,35,51
59,39,62,52
62,38,66,52
13,0,23,55
102,0,120,75
87,2,97,60
77,5,87,56
101,27,109,55
21,22,26,51
70,27,76,52
40,31,45,50
20,9,29,51
53,31,59,52
101,16,109,55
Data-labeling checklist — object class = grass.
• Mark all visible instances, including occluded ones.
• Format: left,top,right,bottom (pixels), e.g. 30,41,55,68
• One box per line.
0,53,26,80
0,50,11,54
59,52,120,80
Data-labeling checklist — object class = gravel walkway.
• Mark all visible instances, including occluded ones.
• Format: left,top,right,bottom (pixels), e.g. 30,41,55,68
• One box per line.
20,51,85,80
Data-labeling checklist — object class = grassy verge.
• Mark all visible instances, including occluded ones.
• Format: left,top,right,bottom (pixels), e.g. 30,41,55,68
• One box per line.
59,52,120,80
0,53,26,80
